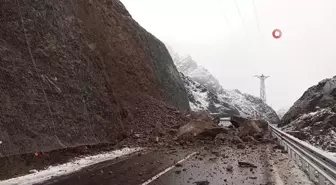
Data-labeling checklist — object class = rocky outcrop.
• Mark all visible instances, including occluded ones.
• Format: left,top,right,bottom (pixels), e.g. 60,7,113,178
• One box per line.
281,76,336,152
181,73,240,116
0,0,189,156
282,76,336,125
173,55,223,94
177,60,280,124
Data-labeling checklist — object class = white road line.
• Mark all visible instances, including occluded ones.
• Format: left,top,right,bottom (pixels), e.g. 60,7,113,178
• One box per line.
141,152,198,185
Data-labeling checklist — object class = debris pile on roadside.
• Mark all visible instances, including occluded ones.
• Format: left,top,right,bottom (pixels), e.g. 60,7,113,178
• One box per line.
0,110,272,181
119,110,272,149
178,113,271,146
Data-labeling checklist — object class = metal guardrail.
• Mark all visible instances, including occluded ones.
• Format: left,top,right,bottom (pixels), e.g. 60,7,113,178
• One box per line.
269,124,336,185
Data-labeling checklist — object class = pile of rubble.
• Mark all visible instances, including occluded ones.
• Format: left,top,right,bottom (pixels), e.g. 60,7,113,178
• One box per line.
121,111,272,149
177,113,270,143
116,111,271,150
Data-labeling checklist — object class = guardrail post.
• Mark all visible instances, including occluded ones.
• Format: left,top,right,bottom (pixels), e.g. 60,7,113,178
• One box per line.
304,161,309,173
318,173,327,185
292,151,296,160
288,149,291,159
298,156,303,167
295,154,300,166
308,165,316,183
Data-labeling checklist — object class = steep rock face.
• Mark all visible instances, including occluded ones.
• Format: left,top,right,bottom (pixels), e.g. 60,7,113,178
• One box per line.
172,54,223,94
281,76,336,152
175,55,280,124
282,107,336,152
0,0,189,156
282,76,336,125
181,73,240,116
240,93,279,124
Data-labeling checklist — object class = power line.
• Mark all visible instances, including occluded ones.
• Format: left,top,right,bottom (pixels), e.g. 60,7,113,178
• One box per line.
216,0,231,32
234,0,249,37
252,0,261,34
223,11,231,28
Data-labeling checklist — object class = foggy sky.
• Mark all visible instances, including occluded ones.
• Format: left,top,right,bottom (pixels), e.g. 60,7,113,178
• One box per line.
121,0,336,110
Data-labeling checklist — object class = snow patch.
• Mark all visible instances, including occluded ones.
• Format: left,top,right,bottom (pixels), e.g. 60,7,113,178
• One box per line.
283,107,336,153
0,147,142,185
172,50,279,124
184,77,209,111
218,90,274,121
281,129,336,162
300,110,321,119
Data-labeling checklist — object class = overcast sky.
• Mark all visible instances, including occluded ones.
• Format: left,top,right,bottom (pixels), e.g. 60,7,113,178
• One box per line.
121,0,336,110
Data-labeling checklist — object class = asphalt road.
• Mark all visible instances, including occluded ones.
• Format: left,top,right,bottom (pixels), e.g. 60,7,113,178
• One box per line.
147,145,273,185
40,143,307,185
40,147,195,185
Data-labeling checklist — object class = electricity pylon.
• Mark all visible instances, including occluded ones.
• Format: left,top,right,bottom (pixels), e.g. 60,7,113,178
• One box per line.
254,74,269,103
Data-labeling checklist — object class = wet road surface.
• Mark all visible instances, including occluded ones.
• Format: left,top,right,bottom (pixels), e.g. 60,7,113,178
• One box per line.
41,147,194,185
147,145,274,185
41,143,309,185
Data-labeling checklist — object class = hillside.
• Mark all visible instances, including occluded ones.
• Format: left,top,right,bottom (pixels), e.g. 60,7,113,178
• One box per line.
281,76,336,152
173,55,223,94
0,0,190,157
169,50,280,124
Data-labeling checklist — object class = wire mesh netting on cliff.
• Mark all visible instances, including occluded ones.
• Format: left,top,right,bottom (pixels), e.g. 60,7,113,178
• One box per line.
0,0,192,157
0,0,129,157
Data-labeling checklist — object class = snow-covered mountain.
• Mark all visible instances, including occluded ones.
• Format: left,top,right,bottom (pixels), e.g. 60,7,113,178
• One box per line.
168,48,280,124
174,55,223,93
277,108,288,119
181,73,240,116
281,76,336,152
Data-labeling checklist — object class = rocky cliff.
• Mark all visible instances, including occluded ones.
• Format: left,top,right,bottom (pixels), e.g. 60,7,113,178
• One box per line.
170,51,280,124
181,73,240,116
282,76,336,125
281,76,336,152
173,55,223,94
0,0,190,156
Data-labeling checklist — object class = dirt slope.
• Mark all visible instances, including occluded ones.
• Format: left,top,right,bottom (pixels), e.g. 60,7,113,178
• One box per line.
0,0,190,157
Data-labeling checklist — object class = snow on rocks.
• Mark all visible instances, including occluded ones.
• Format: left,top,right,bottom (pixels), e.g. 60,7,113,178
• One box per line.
282,107,336,153
183,77,209,111
181,72,279,124
281,129,336,162
0,147,142,185
280,76,336,154
28,170,38,174
171,51,279,124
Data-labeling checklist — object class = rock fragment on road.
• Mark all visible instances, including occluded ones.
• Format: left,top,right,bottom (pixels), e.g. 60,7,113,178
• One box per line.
238,161,257,168
194,180,210,185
